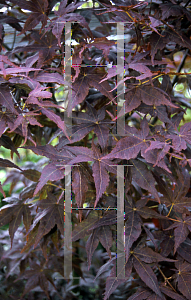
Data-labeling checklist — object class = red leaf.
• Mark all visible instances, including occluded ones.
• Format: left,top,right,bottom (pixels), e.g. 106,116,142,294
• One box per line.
133,257,163,298
11,0,49,33
34,163,65,195
86,228,100,269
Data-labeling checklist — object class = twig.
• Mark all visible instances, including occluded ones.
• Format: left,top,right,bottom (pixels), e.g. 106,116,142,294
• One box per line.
174,96,191,109
46,182,65,192
2,43,22,61
172,49,189,86
184,0,190,7
11,29,16,50
157,264,177,292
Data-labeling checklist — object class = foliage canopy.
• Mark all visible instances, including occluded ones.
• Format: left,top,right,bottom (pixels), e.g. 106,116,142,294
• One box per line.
1,0,191,299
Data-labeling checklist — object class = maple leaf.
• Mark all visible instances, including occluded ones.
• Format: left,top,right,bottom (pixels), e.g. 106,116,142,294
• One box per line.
160,2,191,21
100,61,158,91
50,0,90,46
15,261,56,299
98,3,144,25
27,144,84,164
88,210,119,230
109,66,158,93
28,193,64,248
0,67,40,79
0,135,20,157
125,196,166,259
70,103,114,149
152,113,188,153
172,122,191,151
102,117,150,161
160,285,187,300
88,37,116,59
28,145,78,195
24,144,74,161
8,76,40,93
125,209,142,259
127,287,153,300
0,109,31,146
9,111,43,146
127,285,183,300
147,16,163,35
165,214,191,254
99,64,125,83
72,165,89,209
0,197,32,246
0,14,22,31
41,107,69,138
103,258,133,300
35,72,67,85
68,141,118,207
131,245,174,298
0,84,18,114
175,260,191,300
137,103,172,124
72,210,101,242
20,223,39,254
130,159,161,203
67,66,113,116
27,85,53,100
143,140,171,172
150,29,191,65
102,242,174,300
91,198,165,259
159,169,191,215
86,225,113,269
14,31,59,68
86,228,100,269
142,146,172,174
33,162,65,196
117,85,177,118
26,86,69,138
0,54,20,77
22,169,41,183
154,229,174,257
11,0,49,34
177,238,191,264
128,285,183,300
72,38,116,77
0,157,22,171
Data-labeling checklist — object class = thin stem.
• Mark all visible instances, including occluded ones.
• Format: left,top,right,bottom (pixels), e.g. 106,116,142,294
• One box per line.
167,217,181,223
2,43,21,61
111,132,119,142
148,205,159,209
172,49,189,86
184,0,190,7
167,204,174,217
149,0,152,15
157,265,177,292
46,182,65,192
11,29,16,50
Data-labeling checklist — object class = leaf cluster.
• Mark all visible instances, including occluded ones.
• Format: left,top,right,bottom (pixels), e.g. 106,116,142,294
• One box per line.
1,0,191,299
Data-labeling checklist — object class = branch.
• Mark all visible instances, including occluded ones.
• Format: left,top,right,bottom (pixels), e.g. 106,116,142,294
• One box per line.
2,43,22,62
172,49,189,86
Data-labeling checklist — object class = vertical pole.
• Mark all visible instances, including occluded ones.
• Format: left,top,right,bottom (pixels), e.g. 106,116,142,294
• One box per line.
117,165,125,278
117,22,125,136
64,165,72,278
64,22,72,136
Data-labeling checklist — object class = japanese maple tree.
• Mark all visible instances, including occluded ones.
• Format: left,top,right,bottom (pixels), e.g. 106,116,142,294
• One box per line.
0,0,191,299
